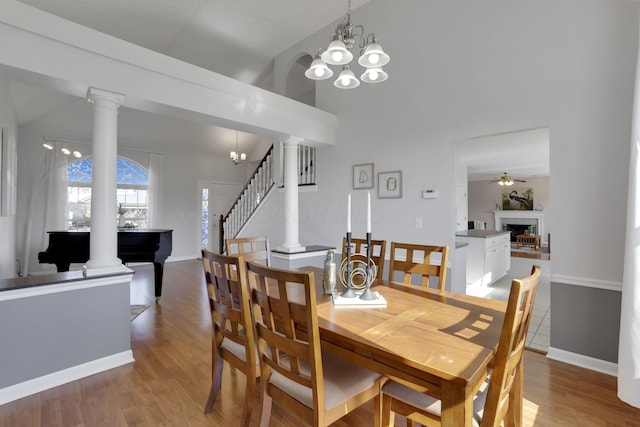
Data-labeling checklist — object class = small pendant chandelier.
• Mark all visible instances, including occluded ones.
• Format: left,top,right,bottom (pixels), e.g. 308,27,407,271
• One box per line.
42,137,82,158
230,131,246,165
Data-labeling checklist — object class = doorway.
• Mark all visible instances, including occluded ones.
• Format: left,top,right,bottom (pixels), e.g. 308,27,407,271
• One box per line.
455,127,551,353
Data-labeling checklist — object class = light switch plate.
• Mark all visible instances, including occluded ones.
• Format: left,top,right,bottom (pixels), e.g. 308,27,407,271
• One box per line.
422,189,438,199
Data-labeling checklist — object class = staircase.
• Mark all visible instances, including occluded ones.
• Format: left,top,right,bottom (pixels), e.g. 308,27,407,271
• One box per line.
219,144,316,252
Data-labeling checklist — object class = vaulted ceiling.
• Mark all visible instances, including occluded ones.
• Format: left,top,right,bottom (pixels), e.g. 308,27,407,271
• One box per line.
16,0,372,88
8,1,550,178
8,0,371,156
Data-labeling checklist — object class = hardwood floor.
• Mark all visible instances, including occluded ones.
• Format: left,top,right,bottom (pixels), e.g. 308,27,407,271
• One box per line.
1,259,639,426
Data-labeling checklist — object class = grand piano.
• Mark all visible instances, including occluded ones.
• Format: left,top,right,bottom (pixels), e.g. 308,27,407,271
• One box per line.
38,229,173,300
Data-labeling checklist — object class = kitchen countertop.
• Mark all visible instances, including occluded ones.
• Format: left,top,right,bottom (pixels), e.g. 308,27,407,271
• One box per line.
456,230,510,239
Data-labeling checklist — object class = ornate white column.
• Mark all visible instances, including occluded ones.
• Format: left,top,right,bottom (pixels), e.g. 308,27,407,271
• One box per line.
83,87,128,276
276,136,305,253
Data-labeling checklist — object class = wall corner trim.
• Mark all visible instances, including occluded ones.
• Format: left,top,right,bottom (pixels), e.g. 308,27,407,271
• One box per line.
546,347,618,377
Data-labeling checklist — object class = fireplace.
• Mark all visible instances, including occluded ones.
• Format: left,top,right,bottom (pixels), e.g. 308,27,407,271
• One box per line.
502,223,537,242
494,210,545,245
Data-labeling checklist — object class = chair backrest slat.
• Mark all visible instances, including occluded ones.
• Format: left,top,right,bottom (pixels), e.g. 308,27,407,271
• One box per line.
226,235,271,266
201,249,255,363
246,261,325,422
388,242,449,290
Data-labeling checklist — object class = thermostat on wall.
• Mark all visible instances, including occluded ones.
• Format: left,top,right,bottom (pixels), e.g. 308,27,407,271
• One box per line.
422,189,438,199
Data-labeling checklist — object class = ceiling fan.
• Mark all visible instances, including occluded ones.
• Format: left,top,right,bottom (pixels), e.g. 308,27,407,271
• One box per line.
490,172,526,187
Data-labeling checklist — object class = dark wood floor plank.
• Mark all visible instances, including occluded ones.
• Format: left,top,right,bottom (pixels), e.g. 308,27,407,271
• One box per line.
0,259,638,426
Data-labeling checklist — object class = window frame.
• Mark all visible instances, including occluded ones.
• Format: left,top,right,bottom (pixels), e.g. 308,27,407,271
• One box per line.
66,156,150,230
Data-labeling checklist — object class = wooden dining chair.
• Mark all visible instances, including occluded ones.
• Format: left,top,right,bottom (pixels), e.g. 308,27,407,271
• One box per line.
245,261,384,426
341,237,387,280
380,264,542,427
226,235,271,266
388,242,449,290
200,249,258,427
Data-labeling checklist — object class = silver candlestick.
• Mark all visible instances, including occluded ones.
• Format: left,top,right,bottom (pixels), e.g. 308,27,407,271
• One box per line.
340,232,357,298
359,232,377,301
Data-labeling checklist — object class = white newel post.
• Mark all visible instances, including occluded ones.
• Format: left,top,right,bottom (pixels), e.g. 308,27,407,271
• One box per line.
83,87,128,276
277,136,305,253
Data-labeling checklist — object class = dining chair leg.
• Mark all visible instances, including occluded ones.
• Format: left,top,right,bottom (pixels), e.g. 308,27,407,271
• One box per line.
381,393,395,427
373,393,381,427
258,392,273,427
240,377,256,427
512,362,525,427
204,351,224,413
503,362,525,427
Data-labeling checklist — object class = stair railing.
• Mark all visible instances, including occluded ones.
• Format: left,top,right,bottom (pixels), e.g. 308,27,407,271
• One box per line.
219,144,316,252
220,145,274,252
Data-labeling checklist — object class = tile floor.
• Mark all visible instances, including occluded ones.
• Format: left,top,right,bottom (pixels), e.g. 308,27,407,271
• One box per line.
466,256,551,353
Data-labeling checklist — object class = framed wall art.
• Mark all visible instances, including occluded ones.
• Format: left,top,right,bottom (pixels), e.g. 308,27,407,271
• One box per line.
378,170,402,199
502,187,534,210
353,163,374,189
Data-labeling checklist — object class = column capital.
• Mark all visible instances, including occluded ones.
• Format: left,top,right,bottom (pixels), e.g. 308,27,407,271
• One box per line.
281,135,304,146
86,87,125,107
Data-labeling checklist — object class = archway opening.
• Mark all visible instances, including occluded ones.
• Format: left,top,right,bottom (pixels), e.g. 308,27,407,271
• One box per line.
284,54,315,106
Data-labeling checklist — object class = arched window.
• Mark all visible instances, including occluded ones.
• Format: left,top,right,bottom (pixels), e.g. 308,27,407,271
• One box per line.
67,157,149,230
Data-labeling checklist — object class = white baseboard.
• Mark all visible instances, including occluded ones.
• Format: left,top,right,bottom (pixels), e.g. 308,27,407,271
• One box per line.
167,255,197,263
0,350,135,405
547,347,618,377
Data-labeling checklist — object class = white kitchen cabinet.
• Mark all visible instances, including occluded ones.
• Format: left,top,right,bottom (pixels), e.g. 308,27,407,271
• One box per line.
455,230,510,286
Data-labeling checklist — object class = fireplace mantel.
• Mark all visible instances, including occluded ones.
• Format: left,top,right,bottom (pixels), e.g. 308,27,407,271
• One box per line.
494,210,545,244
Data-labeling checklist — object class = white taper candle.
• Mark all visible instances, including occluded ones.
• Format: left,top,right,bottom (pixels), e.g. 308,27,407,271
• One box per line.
347,193,351,232
367,191,371,233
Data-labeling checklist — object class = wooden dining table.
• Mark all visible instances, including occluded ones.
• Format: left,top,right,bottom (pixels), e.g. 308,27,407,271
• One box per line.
300,266,508,426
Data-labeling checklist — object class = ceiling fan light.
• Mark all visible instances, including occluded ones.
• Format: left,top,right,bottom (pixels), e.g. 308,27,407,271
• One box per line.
358,42,390,67
305,57,333,80
334,66,360,89
361,66,388,83
321,39,353,65
501,176,514,186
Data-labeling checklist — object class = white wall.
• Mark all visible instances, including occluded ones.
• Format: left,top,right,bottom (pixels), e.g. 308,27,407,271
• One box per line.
468,176,550,235
0,77,17,277
275,0,637,285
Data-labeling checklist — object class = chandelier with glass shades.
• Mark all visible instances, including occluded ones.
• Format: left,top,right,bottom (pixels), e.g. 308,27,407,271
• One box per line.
230,131,246,165
305,0,390,89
